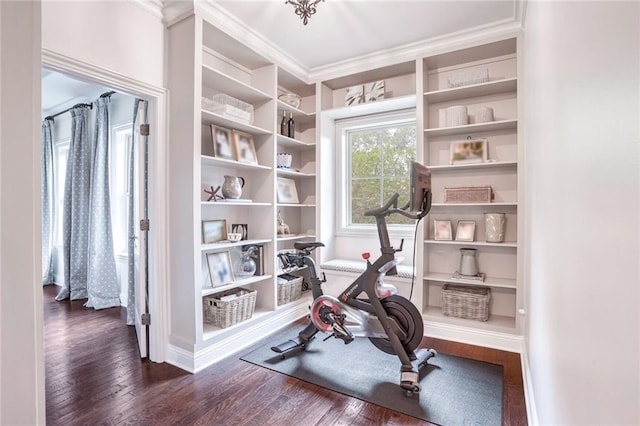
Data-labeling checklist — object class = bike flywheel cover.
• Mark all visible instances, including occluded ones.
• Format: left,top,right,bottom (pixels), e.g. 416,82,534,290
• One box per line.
310,295,341,333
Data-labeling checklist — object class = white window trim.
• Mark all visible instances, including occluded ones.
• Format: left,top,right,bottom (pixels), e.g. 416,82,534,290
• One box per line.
110,122,133,258
335,108,417,238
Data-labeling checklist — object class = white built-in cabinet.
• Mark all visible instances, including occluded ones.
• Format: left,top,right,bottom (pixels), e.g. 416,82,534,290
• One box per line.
166,16,317,370
167,11,522,371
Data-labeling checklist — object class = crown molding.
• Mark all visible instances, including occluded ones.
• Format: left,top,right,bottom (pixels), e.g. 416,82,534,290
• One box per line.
160,0,525,85
129,0,164,20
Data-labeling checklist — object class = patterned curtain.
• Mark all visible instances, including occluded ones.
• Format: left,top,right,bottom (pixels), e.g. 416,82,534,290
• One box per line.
85,97,120,309
56,100,120,309
41,118,55,285
126,99,148,325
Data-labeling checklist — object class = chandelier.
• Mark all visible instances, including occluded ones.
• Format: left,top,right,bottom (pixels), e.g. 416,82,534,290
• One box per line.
285,0,324,25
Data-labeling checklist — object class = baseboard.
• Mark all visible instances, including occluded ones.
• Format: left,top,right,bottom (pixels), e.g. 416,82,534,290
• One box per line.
521,348,538,425
165,302,309,373
424,319,524,353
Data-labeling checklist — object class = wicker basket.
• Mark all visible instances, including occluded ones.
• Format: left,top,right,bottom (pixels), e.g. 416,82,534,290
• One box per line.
441,284,491,321
277,274,303,306
203,287,257,328
444,186,493,203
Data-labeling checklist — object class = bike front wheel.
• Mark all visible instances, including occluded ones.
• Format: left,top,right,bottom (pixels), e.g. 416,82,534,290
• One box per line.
369,295,424,355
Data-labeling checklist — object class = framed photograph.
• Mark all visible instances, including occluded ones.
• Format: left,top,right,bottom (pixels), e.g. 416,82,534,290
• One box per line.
434,220,453,241
364,80,385,102
211,125,235,160
455,220,476,242
345,84,365,106
231,223,248,240
206,251,234,287
277,177,299,204
450,138,488,165
202,219,227,244
232,130,258,164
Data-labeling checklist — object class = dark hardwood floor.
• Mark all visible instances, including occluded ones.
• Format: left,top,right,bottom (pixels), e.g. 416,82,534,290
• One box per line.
44,285,527,425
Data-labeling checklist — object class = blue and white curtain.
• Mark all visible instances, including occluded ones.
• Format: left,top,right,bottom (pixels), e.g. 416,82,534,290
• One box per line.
56,99,120,309
41,118,55,285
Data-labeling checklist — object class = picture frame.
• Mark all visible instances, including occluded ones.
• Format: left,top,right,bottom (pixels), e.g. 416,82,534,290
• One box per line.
206,251,234,287
202,219,227,244
434,220,453,241
364,80,385,102
345,84,365,106
231,130,258,164
450,138,488,165
276,177,299,204
231,223,248,240
455,220,476,242
211,125,235,160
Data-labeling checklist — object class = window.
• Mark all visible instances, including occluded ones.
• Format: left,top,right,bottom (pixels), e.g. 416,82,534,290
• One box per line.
110,124,133,257
54,141,69,245
336,110,417,234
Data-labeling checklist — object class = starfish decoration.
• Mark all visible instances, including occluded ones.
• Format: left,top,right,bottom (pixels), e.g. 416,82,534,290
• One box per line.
204,185,223,202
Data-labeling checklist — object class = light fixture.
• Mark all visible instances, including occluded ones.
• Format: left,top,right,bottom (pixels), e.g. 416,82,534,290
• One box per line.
285,0,324,26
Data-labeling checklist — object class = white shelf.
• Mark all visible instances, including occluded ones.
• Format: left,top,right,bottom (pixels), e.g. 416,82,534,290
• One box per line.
201,110,271,135
277,100,315,126
424,77,517,103
322,95,416,120
201,155,272,171
431,202,517,208
277,203,316,208
423,307,517,334
423,272,517,289
424,118,517,137
276,134,315,150
427,161,517,172
201,200,272,207
201,274,273,297
277,233,316,242
424,239,517,248
202,64,271,103
276,168,315,178
201,239,272,252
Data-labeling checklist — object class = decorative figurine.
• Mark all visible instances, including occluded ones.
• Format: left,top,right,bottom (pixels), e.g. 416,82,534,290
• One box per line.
277,211,290,235
204,185,223,202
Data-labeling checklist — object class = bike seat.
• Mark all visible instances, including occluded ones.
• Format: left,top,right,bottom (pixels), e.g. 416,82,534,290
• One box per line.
294,241,325,251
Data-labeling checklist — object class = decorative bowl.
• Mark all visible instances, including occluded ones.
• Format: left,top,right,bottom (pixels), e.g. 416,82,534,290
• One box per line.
278,93,301,109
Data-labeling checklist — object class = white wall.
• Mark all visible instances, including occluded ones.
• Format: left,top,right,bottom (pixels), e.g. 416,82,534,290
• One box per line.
0,1,44,424
41,0,164,88
523,2,639,424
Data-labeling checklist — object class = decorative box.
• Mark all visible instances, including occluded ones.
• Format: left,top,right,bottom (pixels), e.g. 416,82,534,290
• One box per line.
441,284,491,321
444,186,493,203
203,287,257,328
202,94,254,124
277,274,303,306
445,105,469,127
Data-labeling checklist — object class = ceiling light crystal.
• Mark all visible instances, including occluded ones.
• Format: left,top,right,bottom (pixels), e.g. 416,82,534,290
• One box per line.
285,0,324,25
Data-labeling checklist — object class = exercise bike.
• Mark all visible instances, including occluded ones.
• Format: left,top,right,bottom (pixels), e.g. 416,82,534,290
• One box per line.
271,161,436,395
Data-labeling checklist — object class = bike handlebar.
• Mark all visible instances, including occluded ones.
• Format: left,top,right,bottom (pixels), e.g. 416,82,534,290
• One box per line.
363,192,430,221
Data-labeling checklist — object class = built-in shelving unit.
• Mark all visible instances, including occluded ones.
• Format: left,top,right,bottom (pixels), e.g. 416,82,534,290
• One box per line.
166,15,316,372
420,37,522,342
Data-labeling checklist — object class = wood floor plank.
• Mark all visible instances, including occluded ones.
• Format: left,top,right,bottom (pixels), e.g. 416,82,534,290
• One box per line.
44,285,527,425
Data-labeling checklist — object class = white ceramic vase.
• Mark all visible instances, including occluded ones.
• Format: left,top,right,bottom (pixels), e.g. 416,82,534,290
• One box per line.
484,213,506,243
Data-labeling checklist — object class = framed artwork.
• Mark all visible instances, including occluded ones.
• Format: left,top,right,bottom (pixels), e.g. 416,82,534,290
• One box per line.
202,219,227,244
364,80,385,102
434,220,453,241
232,130,258,164
455,220,476,242
276,177,299,204
231,223,248,240
211,125,234,160
450,138,488,165
345,84,365,106
206,251,234,287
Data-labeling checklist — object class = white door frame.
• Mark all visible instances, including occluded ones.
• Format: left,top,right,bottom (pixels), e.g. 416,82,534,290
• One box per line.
42,48,169,362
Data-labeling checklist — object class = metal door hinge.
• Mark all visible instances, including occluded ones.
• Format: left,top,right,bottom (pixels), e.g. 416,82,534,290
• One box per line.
140,219,150,231
140,123,150,136
141,313,151,325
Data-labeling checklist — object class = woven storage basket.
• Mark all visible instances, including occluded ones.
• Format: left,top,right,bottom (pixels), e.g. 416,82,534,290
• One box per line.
203,287,257,328
277,274,303,306
441,284,491,321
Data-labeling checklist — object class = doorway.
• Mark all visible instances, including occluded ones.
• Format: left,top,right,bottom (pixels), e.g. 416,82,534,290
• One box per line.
40,51,168,363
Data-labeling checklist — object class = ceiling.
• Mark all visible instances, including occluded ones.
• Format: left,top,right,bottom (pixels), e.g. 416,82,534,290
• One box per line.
41,68,111,117
209,0,522,72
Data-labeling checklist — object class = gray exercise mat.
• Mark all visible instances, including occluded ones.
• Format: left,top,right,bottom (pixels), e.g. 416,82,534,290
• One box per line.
241,328,503,425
